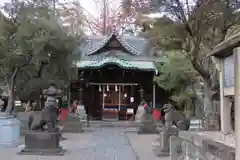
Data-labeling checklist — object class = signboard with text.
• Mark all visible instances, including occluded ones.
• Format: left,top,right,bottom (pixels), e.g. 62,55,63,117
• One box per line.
223,55,234,87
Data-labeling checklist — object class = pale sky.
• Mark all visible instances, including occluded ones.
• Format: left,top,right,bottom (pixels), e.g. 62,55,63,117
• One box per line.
80,0,121,17
0,0,159,35
0,0,123,35
0,0,121,17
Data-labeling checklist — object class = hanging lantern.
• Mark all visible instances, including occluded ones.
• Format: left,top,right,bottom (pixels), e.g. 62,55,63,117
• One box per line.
99,85,102,92
115,85,118,92
107,85,109,91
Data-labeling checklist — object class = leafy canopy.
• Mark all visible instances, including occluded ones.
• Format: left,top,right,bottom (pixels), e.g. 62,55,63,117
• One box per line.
0,0,80,101
155,51,198,109
144,0,240,79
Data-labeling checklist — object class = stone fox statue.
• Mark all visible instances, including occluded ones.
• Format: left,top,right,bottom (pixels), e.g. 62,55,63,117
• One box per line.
28,107,58,131
28,111,45,131
28,81,62,131
161,103,190,131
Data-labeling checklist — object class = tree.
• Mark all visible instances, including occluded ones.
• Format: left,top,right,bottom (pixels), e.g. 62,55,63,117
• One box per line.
155,51,198,111
0,0,79,113
140,0,240,126
71,0,147,35
58,0,86,37
120,0,152,30
17,0,79,102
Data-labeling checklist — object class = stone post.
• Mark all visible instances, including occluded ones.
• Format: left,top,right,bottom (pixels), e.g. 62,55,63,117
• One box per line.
234,47,240,160
170,136,181,160
220,59,232,132
220,97,232,132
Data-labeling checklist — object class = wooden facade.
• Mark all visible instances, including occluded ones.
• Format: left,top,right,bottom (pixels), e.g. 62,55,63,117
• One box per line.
70,33,168,120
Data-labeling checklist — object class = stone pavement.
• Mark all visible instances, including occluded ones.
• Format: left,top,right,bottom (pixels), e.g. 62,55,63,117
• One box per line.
125,133,170,160
0,127,169,160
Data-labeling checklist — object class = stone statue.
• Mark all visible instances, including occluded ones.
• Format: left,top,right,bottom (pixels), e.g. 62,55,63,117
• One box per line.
28,81,62,131
134,103,145,122
137,101,158,134
162,103,190,131
21,81,65,155
153,103,189,157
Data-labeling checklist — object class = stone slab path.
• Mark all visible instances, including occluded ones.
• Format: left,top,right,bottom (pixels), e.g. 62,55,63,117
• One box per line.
0,128,169,160
125,133,170,160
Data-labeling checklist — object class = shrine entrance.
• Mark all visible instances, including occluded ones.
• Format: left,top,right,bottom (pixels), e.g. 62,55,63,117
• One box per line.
89,83,137,120
70,33,170,121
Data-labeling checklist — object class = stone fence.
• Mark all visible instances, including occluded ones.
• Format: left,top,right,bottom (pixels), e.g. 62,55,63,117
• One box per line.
170,135,235,160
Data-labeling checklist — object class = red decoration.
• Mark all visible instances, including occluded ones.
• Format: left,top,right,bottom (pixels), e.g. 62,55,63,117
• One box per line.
153,109,162,120
60,108,68,121
143,103,147,108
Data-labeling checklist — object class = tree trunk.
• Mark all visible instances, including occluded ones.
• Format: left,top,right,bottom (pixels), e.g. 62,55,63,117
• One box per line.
40,94,45,109
5,68,19,115
5,86,14,114
35,98,40,110
203,78,220,130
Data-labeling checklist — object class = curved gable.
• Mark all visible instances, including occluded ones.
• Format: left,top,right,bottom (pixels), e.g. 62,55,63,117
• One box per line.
85,33,141,56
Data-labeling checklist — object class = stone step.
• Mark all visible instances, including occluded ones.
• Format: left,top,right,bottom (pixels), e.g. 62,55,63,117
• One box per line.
20,122,84,133
20,120,141,133
18,112,141,133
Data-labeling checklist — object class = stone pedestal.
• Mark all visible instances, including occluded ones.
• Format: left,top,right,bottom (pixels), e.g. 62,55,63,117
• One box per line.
137,112,158,134
153,127,179,157
0,113,20,147
19,130,65,156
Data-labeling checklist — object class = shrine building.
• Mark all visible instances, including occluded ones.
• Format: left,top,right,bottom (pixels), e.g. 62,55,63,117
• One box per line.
70,32,168,120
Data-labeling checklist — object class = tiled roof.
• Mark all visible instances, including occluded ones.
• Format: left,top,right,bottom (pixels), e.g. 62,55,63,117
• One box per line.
74,33,161,73
77,33,152,59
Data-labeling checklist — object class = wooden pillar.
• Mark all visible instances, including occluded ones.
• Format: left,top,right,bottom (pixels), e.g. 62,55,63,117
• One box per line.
130,86,135,103
79,71,84,105
118,85,121,119
153,83,156,109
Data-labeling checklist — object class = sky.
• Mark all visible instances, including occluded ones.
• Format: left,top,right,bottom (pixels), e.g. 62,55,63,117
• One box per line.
80,0,121,18
0,0,120,17
0,0,123,35
0,0,159,35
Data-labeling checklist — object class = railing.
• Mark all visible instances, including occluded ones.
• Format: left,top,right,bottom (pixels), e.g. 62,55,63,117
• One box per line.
170,136,225,160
